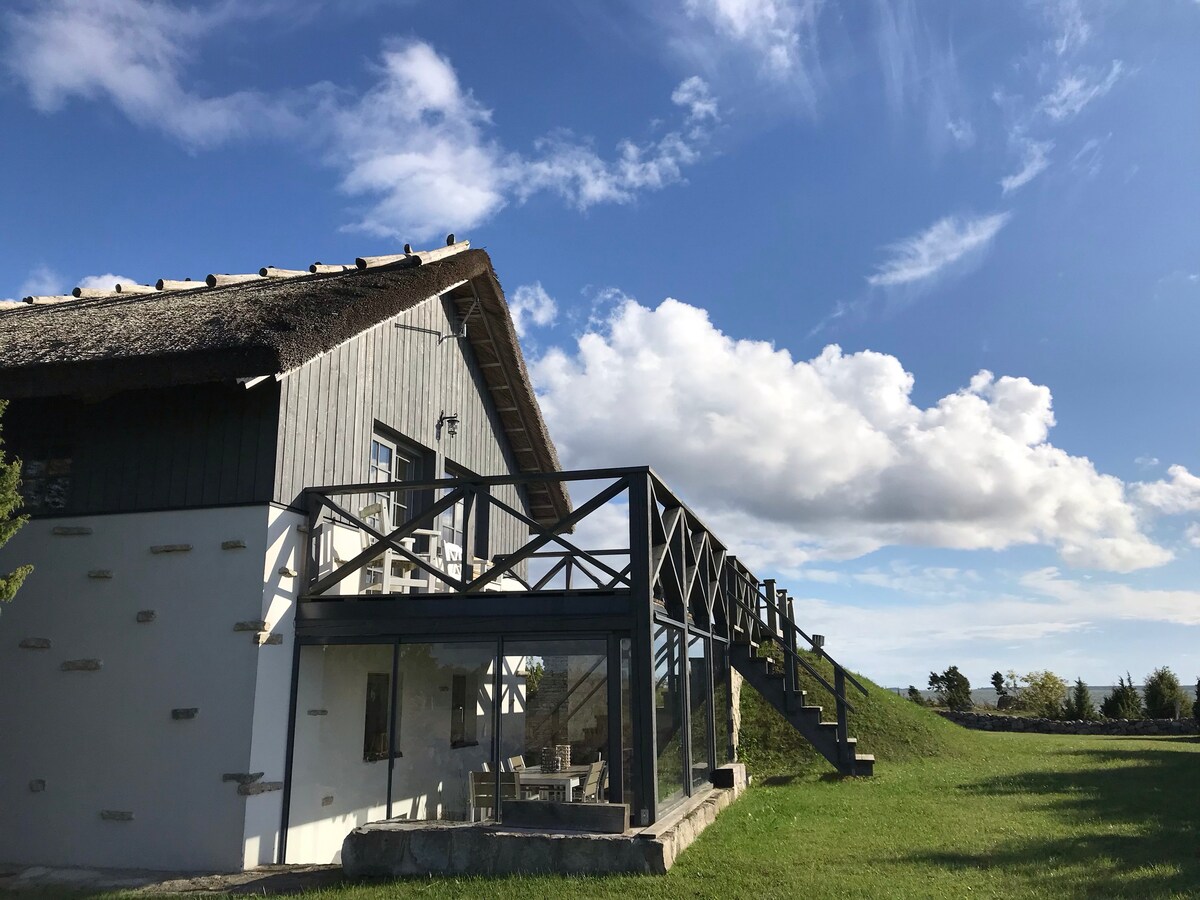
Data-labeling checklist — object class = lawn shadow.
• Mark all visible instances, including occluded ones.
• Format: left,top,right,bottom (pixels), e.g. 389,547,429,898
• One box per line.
905,742,1200,898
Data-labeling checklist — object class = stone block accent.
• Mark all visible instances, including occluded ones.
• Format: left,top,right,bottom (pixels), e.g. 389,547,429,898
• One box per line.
136,610,156,623
278,566,298,577
233,620,268,632
52,526,92,536
256,632,283,645
29,779,46,792
61,659,102,671
221,539,247,550
19,638,51,650
710,763,748,791
171,708,199,720
100,810,134,821
223,772,264,785
238,781,283,796
150,544,192,554
307,709,328,716
322,795,335,807
87,570,113,579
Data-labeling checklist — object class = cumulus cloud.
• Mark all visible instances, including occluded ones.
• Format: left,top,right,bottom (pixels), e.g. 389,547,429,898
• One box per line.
532,296,1173,572
508,282,558,337
671,75,720,123
1000,137,1053,194
1186,523,1200,548
4,0,295,148
1135,465,1200,515
867,212,1011,287
1040,60,1124,121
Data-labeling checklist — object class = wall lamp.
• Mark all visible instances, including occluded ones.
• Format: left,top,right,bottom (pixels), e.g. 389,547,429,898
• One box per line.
437,410,460,440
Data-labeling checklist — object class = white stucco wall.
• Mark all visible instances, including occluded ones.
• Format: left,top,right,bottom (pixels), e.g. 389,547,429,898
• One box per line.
0,506,292,872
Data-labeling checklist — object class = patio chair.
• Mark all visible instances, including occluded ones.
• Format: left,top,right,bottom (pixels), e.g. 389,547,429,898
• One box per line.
507,755,526,771
358,503,441,594
469,770,517,821
573,761,606,803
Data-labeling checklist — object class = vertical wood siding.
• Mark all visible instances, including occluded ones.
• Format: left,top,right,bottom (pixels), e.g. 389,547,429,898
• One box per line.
274,294,532,557
5,383,279,517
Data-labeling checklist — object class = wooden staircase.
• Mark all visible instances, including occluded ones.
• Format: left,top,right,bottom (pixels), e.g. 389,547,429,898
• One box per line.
727,575,874,777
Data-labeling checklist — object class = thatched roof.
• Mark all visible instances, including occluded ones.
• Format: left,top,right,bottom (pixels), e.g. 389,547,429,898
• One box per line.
0,248,569,521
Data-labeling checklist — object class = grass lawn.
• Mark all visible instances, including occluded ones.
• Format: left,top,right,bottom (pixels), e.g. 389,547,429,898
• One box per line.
13,679,1199,899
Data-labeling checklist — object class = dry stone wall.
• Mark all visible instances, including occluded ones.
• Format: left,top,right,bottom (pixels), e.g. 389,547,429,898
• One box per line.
939,710,1197,735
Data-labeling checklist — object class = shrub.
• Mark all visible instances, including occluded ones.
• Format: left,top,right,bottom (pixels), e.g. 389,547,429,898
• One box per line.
1100,675,1142,719
928,666,973,711
1062,678,1099,721
1013,670,1068,718
1143,666,1189,719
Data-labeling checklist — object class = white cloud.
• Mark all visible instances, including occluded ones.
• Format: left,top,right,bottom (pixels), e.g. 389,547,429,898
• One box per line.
946,119,975,148
1040,60,1124,122
1135,465,1200,515
325,44,712,238
867,212,1011,287
1186,523,1200,548
77,273,134,292
671,75,720,123
1044,0,1091,57
18,264,65,298
1000,137,1053,194
677,0,823,108
4,0,294,149
1069,134,1110,178
532,296,1173,573
1135,456,1160,469
1019,567,1200,626
508,283,558,337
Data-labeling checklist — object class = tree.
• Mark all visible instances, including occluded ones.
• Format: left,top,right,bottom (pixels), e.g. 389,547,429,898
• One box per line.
1142,666,1189,719
0,399,32,606
906,685,925,705
928,666,973,710
991,671,1014,709
1013,670,1068,718
1193,678,1199,724
1062,678,1098,721
1100,674,1142,719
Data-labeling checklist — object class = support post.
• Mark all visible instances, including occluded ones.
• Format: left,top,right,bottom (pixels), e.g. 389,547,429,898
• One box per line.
782,590,796,712
628,472,658,826
763,578,777,638
302,490,322,598
835,663,850,772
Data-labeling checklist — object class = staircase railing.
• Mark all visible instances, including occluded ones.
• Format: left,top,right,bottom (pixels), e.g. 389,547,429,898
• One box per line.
724,561,867,766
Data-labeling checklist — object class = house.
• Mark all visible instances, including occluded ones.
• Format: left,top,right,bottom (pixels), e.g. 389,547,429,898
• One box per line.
0,241,870,875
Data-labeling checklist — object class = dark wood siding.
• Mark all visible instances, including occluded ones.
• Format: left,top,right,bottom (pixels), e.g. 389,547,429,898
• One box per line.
3,382,279,517
274,294,531,555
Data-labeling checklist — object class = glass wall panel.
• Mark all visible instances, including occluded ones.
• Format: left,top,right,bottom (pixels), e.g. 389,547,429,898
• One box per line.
502,639,609,805
688,634,712,791
286,643,394,864
389,642,496,822
653,623,686,813
713,640,732,764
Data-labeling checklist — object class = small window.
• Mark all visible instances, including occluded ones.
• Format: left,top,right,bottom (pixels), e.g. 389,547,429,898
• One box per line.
450,673,479,748
363,672,402,761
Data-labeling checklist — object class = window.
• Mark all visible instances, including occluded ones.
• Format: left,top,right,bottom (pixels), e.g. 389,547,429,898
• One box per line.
451,673,479,748
370,435,417,526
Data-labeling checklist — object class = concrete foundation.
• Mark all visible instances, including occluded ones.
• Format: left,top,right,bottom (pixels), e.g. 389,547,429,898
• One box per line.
341,763,747,877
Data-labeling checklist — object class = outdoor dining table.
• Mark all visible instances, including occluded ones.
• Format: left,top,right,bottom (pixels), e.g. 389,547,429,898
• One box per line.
516,764,591,802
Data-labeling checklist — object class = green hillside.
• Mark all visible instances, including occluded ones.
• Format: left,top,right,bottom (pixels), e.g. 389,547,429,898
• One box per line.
738,650,974,777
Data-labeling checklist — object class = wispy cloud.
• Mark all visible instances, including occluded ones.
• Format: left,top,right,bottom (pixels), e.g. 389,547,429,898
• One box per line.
1000,137,1054,194
4,0,297,148
1044,0,1091,57
18,264,64,298
867,212,1011,287
1041,60,1124,121
1069,133,1110,178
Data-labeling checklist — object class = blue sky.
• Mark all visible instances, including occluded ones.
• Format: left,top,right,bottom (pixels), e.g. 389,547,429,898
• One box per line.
2,0,1198,689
